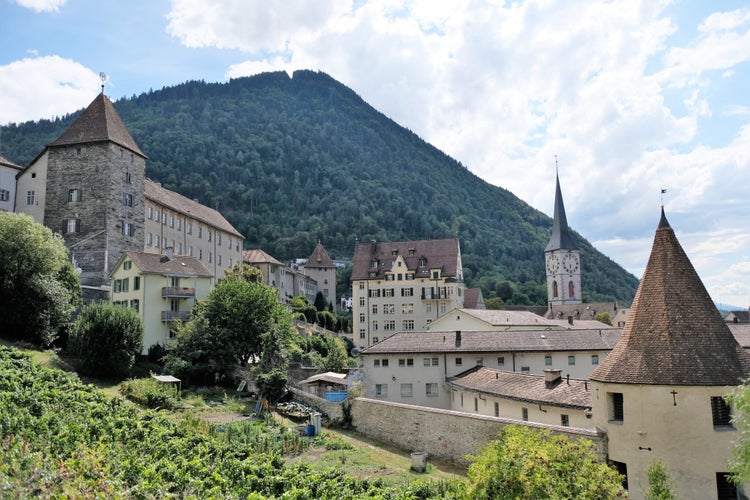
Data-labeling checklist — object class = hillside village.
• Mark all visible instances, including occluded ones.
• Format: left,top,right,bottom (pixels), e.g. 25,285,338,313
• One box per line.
2,90,750,499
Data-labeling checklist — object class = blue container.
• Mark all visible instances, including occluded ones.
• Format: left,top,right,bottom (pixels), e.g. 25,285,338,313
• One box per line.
306,424,315,437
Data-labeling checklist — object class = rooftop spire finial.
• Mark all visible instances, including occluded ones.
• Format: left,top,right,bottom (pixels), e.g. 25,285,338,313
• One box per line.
660,188,667,207
99,72,107,94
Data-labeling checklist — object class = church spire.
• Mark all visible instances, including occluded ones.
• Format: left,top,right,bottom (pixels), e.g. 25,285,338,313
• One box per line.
545,172,577,252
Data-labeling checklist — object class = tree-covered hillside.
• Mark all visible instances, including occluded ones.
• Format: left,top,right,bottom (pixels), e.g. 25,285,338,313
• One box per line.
0,70,638,304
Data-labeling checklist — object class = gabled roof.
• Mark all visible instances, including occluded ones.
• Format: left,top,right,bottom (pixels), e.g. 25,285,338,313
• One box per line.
48,93,145,157
145,179,243,238
449,308,560,327
305,242,335,269
0,154,22,171
243,248,283,266
352,238,461,280
590,208,750,386
463,288,484,309
298,372,348,386
112,251,212,278
545,173,577,252
447,366,592,410
362,329,620,355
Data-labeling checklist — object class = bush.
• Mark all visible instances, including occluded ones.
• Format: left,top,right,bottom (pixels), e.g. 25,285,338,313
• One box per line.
119,378,180,409
69,302,143,378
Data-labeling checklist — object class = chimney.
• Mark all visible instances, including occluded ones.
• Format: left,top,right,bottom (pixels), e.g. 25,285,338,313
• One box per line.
166,246,174,261
567,315,573,325
543,368,562,388
455,330,462,347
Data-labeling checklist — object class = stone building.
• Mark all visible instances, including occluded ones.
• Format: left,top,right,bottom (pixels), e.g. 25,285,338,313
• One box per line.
590,208,750,499
301,242,337,308
351,238,465,348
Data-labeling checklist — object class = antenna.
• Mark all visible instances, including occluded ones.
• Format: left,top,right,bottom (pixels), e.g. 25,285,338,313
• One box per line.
99,72,107,94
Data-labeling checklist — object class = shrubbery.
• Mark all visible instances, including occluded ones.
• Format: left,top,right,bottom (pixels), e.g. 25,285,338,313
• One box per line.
119,378,180,409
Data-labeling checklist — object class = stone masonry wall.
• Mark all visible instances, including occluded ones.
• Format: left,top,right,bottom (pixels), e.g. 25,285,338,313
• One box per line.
289,387,345,422
350,397,606,466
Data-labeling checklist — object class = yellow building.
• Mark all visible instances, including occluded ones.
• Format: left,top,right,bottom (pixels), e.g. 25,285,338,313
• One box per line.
590,208,750,499
109,250,213,353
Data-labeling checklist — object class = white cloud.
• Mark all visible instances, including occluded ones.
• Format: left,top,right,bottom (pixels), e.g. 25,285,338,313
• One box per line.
13,0,66,13
0,56,101,125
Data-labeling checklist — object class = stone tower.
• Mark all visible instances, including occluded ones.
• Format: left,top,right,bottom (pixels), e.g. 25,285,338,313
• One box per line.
43,92,146,300
303,242,337,309
544,173,581,305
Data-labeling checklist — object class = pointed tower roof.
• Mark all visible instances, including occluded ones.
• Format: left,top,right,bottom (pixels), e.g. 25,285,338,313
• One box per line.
545,173,577,251
590,208,750,386
306,242,335,269
48,93,145,157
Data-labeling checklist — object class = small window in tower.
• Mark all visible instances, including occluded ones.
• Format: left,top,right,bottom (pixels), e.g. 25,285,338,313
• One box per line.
608,392,624,422
711,396,733,428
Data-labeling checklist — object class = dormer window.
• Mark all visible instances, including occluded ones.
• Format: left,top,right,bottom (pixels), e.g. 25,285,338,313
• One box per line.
408,248,415,256
371,260,378,269
419,257,426,267
391,249,398,256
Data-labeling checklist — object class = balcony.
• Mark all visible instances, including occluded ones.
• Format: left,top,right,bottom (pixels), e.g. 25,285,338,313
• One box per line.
161,310,191,322
162,286,196,298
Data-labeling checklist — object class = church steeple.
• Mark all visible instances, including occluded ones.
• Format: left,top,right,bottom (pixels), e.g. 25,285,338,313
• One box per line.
545,173,577,252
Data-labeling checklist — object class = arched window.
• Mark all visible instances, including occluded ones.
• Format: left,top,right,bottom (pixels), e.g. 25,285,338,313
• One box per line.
568,281,575,298
552,281,559,298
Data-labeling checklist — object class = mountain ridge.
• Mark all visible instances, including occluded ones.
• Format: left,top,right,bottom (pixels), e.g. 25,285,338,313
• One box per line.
0,69,639,305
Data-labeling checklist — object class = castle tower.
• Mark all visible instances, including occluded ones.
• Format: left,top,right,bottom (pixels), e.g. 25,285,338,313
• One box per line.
43,92,146,300
545,173,581,305
589,208,750,499
302,242,337,309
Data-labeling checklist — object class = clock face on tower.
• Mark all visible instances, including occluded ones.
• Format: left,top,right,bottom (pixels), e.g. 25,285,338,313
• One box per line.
562,253,579,274
546,254,560,274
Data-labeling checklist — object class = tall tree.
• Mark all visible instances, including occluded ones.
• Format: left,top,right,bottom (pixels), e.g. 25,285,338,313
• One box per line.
0,213,81,346
466,424,625,499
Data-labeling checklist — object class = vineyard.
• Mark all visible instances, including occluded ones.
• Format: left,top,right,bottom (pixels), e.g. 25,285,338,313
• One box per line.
0,346,462,498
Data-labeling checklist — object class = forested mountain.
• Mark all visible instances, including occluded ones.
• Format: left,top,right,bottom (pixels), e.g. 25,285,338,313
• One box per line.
0,70,638,305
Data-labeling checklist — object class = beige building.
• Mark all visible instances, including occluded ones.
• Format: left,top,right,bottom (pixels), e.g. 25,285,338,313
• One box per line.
243,248,318,305
109,250,213,353
448,366,594,429
426,307,614,332
361,328,620,408
590,209,750,499
144,179,243,282
351,238,465,348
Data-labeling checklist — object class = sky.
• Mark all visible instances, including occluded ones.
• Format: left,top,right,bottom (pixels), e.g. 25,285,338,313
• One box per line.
1,0,749,309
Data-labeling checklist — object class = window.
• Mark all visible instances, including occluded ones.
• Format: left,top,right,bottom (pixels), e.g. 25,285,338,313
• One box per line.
609,392,624,422
381,359,389,367
440,303,446,314
711,396,733,428
374,359,380,367
113,280,122,293
161,212,166,224
455,358,463,366
217,234,222,245
423,358,431,367
399,358,405,367
26,190,35,205
568,355,576,365
121,278,129,292
154,209,160,221
208,252,212,263
498,357,505,366
373,337,379,343
147,233,152,245
123,193,133,207
402,320,414,330
359,297,365,307
218,255,222,266
147,207,153,219
178,242,183,254
0,189,8,201
592,354,599,365
125,171,131,184
176,219,181,231
716,472,738,499
62,219,80,234
384,320,395,331
522,408,528,421
359,329,365,339
612,461,628,491
198,226,202,238
384,288,394,297
154,235,160,248
426,304,432,313
561,414,570,427
474,398,478,411
372,320,378,331
359,313,365,323
401,303,413,314
494,402,500,417
426,383,438,397
375,384,388,397
122,221,134,237
133,276,140,290
383,304,395,314
431,357,439,366
130,299,139,312
544,355,552,366
123,261,132,270
187,222,192,234
400,384,413,398
521,366,530,372
188,246,193,257
208,231,212,242
407,358,414,366
67,188,80,202
403,288,413,297
371,303,377,314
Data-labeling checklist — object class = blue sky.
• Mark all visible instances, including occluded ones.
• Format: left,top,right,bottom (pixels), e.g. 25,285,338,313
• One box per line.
1,0,749,309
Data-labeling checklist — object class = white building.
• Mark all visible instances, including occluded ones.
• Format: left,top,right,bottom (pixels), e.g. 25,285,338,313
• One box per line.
0,155,22,212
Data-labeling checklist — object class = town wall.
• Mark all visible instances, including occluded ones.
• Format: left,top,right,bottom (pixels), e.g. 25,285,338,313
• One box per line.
349,397,606,466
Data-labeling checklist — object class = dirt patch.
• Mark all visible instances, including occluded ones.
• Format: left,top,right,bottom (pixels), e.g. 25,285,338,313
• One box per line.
196,412,254,424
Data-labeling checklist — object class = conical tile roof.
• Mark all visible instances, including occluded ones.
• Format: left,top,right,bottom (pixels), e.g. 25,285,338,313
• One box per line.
545,173,577,251
48,93,145,157
590,208,750,385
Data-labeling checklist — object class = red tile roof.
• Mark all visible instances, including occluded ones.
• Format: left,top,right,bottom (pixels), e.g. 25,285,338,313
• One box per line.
590,209,750,386
48,93,145,157
352,238,461,280
242,248,284,266
448,366,591,409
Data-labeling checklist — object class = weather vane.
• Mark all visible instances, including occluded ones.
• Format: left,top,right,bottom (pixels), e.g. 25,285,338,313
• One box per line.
660,188,667,206
99,72,107,94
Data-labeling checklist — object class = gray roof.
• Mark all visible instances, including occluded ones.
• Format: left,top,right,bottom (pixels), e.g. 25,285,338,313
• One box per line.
352,238,461,281
362,329,621,355
243,248,284,266
48,93,145,157
545,173,577,252
590,209,750,386
447,366,592,409
306,243,335,269
0,154,22,170
114,251,213,278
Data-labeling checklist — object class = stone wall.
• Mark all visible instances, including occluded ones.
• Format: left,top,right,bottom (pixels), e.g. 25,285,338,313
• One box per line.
289,387,345,421
350,397,605,466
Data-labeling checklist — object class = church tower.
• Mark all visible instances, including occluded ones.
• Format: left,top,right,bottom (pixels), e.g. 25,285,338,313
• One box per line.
545,173,581,305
